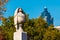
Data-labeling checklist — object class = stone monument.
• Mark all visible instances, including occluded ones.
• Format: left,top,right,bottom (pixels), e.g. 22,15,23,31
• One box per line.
14,8,27,40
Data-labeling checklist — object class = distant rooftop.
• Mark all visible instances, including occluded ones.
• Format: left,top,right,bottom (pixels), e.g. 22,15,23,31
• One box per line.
54,26,60,30
54,26,60,28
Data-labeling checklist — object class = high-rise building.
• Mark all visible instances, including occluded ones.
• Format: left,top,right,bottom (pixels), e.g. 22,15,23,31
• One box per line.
40,7,53,26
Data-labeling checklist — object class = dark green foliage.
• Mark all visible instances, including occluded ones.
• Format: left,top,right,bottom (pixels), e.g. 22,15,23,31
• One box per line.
0,14,60,40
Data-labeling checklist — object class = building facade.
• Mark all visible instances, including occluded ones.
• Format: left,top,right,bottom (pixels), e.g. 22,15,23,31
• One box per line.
40,7,53,26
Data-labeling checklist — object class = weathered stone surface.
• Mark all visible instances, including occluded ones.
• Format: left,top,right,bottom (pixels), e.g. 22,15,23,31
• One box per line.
14,31,27,40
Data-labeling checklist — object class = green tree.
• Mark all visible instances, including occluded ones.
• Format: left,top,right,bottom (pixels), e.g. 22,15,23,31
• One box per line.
1,16,15,40
23,16,48,40
43,26,60,40
1,14,60,40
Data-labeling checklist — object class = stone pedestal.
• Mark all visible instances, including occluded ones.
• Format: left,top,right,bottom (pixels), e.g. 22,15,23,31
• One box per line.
14,27,27,40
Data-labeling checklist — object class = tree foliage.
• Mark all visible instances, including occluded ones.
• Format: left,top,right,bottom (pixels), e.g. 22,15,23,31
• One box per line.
0,0,8,21
0,0,8,6
0,14,60,40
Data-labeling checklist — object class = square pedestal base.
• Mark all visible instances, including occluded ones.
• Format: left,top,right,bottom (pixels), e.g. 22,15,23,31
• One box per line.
14,31,27,40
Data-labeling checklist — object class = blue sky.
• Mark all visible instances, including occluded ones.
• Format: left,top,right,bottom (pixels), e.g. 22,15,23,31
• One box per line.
3,0,60,26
